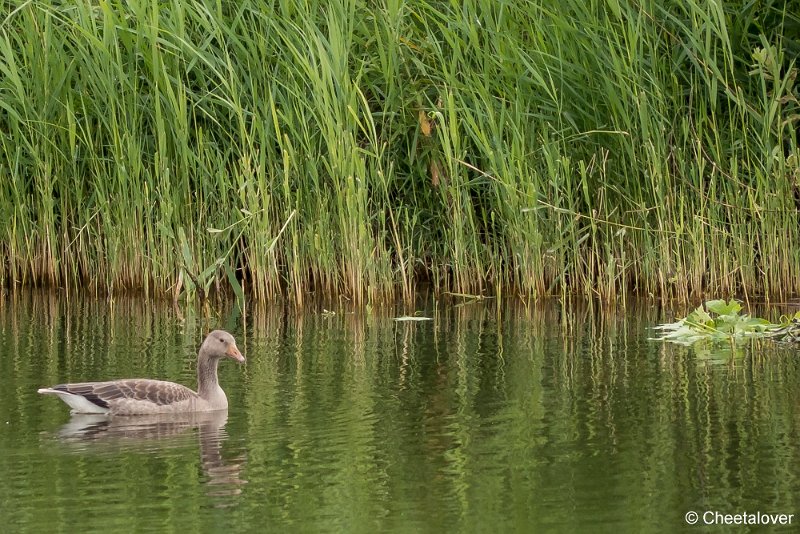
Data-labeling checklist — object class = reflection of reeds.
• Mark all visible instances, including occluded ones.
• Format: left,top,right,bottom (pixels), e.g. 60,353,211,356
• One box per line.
1,1,798,304
8,292,800,529
51,411,247,504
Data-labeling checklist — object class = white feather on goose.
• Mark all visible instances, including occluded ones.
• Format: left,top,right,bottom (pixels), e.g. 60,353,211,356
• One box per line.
38,330,245,415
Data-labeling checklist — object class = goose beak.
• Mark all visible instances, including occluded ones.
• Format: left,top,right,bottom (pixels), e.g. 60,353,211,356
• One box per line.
227,344,246,363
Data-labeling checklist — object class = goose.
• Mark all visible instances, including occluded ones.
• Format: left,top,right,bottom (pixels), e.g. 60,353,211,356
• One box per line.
38,330,245,415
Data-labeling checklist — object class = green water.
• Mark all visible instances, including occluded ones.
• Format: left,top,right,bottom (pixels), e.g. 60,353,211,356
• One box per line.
1,293,799,533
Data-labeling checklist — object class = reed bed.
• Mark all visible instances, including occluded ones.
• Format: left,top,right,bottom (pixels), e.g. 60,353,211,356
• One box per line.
0,0,798,305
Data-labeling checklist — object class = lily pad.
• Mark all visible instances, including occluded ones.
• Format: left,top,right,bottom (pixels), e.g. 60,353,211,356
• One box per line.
652,299,779,345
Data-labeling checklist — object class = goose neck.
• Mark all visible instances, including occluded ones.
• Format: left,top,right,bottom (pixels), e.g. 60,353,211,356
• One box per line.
197,353,221,399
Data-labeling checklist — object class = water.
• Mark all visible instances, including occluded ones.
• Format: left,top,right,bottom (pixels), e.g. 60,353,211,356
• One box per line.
1,293,799,533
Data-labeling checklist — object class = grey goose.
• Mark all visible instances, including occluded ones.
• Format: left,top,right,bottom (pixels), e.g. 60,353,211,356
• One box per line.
38,330,245,415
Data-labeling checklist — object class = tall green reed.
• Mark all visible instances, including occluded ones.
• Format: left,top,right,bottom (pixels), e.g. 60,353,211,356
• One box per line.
0,0,797,305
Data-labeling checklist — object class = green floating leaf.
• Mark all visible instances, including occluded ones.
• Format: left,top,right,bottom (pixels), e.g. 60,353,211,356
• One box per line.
706,299,741,316
651,299,783,345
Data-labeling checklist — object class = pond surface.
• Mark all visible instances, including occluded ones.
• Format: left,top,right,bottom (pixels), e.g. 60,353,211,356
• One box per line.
1,293,799,532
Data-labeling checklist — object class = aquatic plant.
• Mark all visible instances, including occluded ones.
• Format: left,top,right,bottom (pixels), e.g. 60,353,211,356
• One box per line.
652,299,800,345
652,300,771,345
0,1,798,304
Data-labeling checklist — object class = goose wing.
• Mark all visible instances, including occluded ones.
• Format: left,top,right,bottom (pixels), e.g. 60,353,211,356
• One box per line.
50,379,198,411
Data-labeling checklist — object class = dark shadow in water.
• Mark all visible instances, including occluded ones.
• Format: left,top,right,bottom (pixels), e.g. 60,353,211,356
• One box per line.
51,410,247,506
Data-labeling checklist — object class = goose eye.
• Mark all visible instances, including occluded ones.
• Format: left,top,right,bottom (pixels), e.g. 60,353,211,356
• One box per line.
218,338,225,343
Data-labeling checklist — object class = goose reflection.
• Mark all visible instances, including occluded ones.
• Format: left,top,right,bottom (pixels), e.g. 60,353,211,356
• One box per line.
53,410,246,503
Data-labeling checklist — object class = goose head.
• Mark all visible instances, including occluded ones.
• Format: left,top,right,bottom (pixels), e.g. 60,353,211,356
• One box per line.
201,330,245,364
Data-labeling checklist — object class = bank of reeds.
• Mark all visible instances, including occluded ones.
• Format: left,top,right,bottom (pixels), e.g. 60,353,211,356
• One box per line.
0,0,798,305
